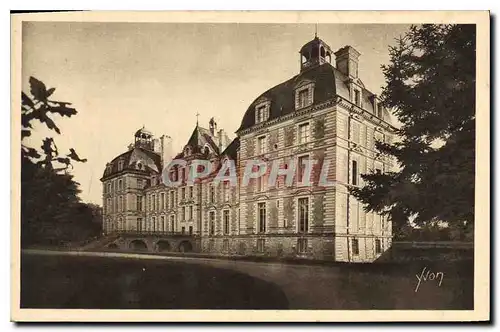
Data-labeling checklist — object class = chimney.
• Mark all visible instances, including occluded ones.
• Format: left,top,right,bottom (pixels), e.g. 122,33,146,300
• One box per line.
209,117,217,136
217,129,226,152
334,45,361,78
160,135,173,169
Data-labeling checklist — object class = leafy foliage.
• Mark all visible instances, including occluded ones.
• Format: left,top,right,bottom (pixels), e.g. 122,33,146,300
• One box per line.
350,24,475,237
21,77,100,247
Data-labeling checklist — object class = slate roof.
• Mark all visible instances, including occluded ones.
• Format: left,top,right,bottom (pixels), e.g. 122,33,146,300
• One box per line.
101,147,162,180
237,62,386,132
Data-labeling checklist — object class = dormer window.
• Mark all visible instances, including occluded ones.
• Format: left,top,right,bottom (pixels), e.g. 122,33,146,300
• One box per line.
377,104,384,119
255,102,270,124
184,146,191,156
137,162,144,170
354,89,361,107
118,160,124,171
294,82,314,110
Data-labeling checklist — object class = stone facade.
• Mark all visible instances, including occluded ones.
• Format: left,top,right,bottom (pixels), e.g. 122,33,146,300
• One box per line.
100,36,396,262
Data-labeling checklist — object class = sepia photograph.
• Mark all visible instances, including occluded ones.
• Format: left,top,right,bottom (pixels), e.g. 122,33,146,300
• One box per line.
10,11,490,322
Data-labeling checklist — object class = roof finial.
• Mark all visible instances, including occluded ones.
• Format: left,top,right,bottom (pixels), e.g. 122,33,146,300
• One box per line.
196,112,200,126
315,23,318,38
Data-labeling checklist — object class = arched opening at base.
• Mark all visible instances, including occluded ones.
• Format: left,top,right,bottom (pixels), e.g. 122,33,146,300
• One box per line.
107,243,119,250
156,240,171,252
178,240,193,253
129,239,148,251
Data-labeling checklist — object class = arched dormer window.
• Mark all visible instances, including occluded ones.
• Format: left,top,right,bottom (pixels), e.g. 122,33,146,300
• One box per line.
184,146,192,157
203,145,211,156
254,98,271,124
118,160,124,171
137,161,144,171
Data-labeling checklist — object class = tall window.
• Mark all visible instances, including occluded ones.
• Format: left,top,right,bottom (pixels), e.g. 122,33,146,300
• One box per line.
352,160,358,185
160,193,165,210
375,239,382,254
354,89,361,106
189,226,193,235
257,171,266,192
209,211,215,235
170,190,175,207
137,218,142,231
298,122,310,144
257,136,267,155
297,155,309,184
297,238,308,254
170,215,175,232
182,206,186,221
152,216,156,232
257,239,265,253
107,183,111,193
210,186,215,203
118,179,123,191
181,187,186,200
189,186,193,198
258,202,266,233
255,105,268,124
298,89,309,108
298,197,309,233
152,194,156,211
223,210,230,235
352,238,359,255
377,104,383,118
189,205,193,220
160,215,165,232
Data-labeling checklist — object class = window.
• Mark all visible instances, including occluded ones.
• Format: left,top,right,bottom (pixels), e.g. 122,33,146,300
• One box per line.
223,210,230,235
189,226,193,235
352,122,360,144
223,181,230,201
118,160,123,171
160,216,165,232
152,194,156,211
375,239,382,254
223,239,229,252
182,206,186,221
181,226,185,235
137,179,143,189
297,155,309,184
354,89,361,106
189,205,193,220
152,216,156,232
170,190,175,207
118,179,123,191
189,186,193,198
258,202,266,233
257,171,266,192
298,89,309,108
210,186,215,203
181,187,186,200
107,183,111,193
209,211,215,235
352,160,358,185
137,218,143,231
160,193,165,210
257,239,265,253
352,238,359,255
257,136,267,155
298,122,310,144
181,167,186,182
297,238,308,254
298,197,309,233
170,215,175,232
377,104,383,118
255,105,268,124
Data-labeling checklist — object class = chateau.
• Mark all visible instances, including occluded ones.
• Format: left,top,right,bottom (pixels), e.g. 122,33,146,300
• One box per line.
100,36,396,262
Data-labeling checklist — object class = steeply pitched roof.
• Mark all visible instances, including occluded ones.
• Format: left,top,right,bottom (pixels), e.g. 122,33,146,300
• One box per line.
237,62,381,132
221,137,240,160
185,125,220,154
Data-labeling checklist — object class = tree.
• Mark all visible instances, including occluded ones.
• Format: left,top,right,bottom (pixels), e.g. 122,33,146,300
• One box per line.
350,24,475,237
21,77,98,247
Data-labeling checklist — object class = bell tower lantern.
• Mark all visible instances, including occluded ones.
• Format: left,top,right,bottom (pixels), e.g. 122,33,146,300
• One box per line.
299,36,333,72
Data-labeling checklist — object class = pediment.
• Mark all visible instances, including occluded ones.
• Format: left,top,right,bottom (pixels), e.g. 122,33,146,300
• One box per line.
293,78,315,89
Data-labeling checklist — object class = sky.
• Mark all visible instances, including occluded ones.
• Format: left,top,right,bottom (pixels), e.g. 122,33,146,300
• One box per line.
22,22,411,204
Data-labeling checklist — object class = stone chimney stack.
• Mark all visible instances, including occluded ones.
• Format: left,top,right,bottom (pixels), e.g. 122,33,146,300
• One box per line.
209,117,217,136
160,135,173,169
217,129,226,152
334,45,361,78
